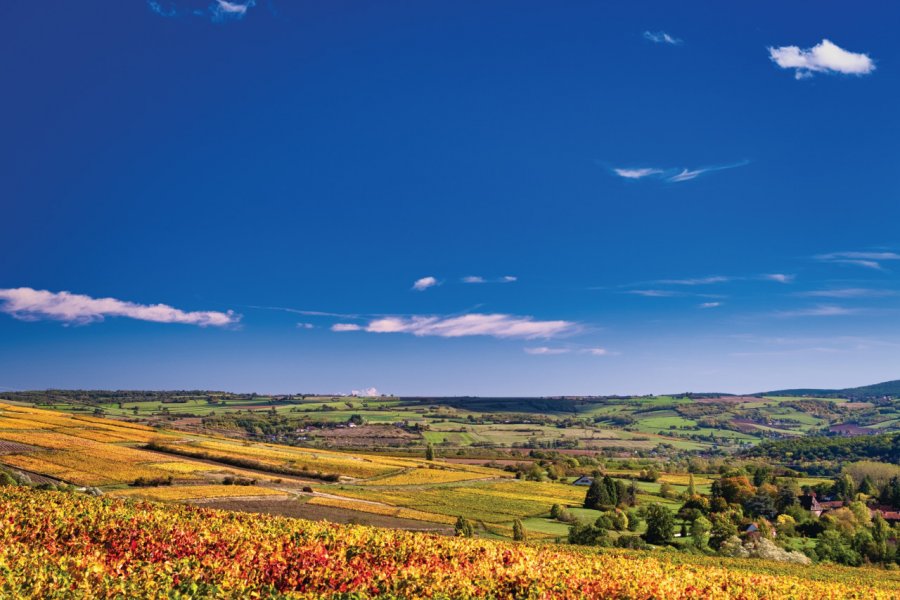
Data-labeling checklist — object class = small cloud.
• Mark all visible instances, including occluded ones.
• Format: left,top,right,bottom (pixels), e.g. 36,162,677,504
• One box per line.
628,290,679,297
668,161,750,182
612,161,748,183
412,276,439,291
658,276,729,286
583,348,609,356
769,39,875,80
699,302,722,309
815,251,900,270
462,275,518,284
774,305,860,318
0,287,239,327
525,346,611,356
613,167,665,180
763,273,794,283
643,31,681,45
147,1,177,17
524,347,570,355
296,322,315,329
211,0,255,21
797,288,896,299
351,387,379,397
147,0,256,22
333,313,578,340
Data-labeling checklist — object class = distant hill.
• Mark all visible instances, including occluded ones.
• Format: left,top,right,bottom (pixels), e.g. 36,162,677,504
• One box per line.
762,379,900,399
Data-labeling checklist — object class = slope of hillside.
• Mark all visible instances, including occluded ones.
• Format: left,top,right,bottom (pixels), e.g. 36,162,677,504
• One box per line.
1,487,897,599
763,379,900,399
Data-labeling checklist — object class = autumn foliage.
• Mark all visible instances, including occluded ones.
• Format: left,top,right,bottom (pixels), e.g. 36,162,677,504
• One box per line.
0,487,897,599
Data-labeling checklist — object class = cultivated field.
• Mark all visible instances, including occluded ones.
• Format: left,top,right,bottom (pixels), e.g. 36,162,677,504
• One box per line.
2,487,897,599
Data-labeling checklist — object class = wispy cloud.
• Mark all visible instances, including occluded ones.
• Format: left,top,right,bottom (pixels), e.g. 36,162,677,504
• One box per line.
643,31,681,45
613,167,665,180
296,322,315,329
147,2,177,17
248,306,363,319
797,288,896,299
147,0,256,23
699,302,722,309
525,346,610,356
613,272,792,299
774,305,860,318
815,251,900,270
612,161,748,183
668,161,750,182
412,276,439,291
524,346,570,355
769,39,875,80
0,287,238,327
584,347,609,356
332,313,578,340
627,290,679,298
462,275,517,284
212,0,254,21
763,273,795,283
658,276,730,286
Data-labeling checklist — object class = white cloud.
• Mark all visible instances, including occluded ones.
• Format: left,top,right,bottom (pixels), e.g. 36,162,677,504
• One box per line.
211,0,255,21
412,276,439,291
659,276,729,286
296,322,315,329
583,348,609,356
769,39,875,80
333,313,578,340
774,305,860,318
462,275,518,284
147,2,177,17
628,290,678,297
763,273,794,283
798,288,896,299
699,302,722,309
0,287,238,327
643,31,681,45
668,168,705,183
815,251,900,270
351,387,379,397
613,167,664,180
668,161,750,182
147,1,255,22
525,346,610,356
612,161,747,183
524,346,570,355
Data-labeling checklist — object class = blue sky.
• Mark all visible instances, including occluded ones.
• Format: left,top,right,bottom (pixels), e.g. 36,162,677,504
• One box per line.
2,1,899,395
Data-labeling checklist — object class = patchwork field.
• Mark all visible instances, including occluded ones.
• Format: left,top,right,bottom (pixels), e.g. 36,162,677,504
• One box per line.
6,390,898,458
0,402,585,533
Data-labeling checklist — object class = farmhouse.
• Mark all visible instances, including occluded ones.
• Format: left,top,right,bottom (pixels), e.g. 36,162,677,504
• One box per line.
870,507,900,523
798,492,824,517
799,492,847,517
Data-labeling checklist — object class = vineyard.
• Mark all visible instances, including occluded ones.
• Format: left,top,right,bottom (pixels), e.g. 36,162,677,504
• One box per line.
1,487,897,599
0,402,578,533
